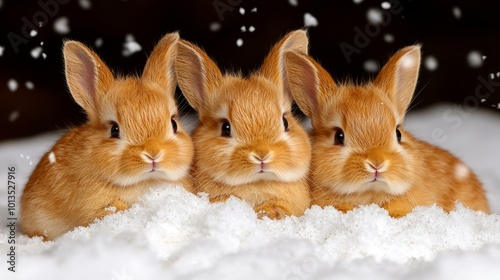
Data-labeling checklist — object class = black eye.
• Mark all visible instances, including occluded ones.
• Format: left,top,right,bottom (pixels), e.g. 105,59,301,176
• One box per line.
110,122,120,138
334,127,344,145
396,127,402,143
283,115,289,132
171,118,178,134
221,120,231,137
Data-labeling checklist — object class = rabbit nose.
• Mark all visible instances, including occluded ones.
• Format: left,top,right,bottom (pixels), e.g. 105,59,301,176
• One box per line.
365,149,388,172
249,151,274,163
142,139,163,161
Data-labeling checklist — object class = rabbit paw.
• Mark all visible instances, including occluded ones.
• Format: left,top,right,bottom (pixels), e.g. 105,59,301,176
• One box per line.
255,201,292,220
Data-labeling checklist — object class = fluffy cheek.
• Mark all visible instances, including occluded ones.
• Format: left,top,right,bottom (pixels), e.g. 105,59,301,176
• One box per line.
310,140,348,192
158,132,194,180
193,133,235,183
272,130,311,182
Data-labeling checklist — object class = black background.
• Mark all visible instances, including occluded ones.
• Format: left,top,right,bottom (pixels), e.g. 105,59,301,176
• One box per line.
1,0,499,141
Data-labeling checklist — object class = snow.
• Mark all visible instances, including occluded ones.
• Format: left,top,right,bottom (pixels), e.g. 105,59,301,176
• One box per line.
53,17,70,35
452,6,462,19
383,33,394,43
251,7,257,13
1,106,500,279
467,50,484,68
30,46,42,59
353,0,363,4
210,22,221,32
0,45,4,56
367,8,383,24
79,0,91,10
8,111,19,122
249,26,255,32
363,59,378,72
25,81,34,90
289,0,298,7
424,56,438,71
95,37,103,47
236,38,243,47
122,34,142,57
7,79,18,92
304,13,318,27
381,2,391,9
48,151,56,164
241,25,246,32
239,7,245,15
29,29,37,37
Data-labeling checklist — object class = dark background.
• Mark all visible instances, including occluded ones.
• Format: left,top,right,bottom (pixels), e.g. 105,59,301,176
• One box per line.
1,0,499,141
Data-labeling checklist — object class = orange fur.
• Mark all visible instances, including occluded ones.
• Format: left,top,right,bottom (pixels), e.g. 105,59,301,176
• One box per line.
176,30,312,219
20,33,194,240
284,46,490,217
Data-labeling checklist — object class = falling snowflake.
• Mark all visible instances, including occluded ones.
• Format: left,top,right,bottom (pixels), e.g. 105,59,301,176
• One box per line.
241,26,247,32
452,7,461,19
381,2,391,9
25,81,34,90
54,17,70,35
467,50,483,68
8,79,18,92
304,13,318,27
236,38,243,47
79,0,91,10
95,37,103,48
122,34,142,57
289,0,298,7
424,56,438,71
31,46,43,59
210,22,221,32
383,34,394,43
9,111,19,122
239,7,245,15
48,151,57,164
363,59,379,72
0,45,4,56
367,8,383,24
30,29,38,37
249,26,255,32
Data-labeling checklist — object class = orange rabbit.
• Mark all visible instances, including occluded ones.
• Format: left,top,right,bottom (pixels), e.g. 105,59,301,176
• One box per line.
284,45,490,217
20,33,194,240
176,30,312,219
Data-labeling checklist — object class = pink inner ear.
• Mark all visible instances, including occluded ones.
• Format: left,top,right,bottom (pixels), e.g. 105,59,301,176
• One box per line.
296,55,319,109
76,51,97,105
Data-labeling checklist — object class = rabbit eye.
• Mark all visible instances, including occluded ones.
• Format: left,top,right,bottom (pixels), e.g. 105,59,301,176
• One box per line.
396,127,402,143
283,115,289,132
110,122,120,138
221,120,231,137
171,118,178,134
334,127,344,145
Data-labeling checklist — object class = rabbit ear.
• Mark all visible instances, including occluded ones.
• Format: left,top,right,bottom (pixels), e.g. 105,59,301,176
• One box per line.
142,32,179,97
260,29,309,102
374,45,421,119
176,40,222,112
284,50,337,118
63,41,114,121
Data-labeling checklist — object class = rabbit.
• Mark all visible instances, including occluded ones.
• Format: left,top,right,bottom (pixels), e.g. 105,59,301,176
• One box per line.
20,32,194,240
283,45,490,217
175,30,312,219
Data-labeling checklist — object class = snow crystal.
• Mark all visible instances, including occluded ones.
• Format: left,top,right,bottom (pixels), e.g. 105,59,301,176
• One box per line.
251,7,257,12
249,26,255,32
424,56,438,71
452,6,462,19
239,7,245,15
9,111,19,122
236,38,243,47
209,22,221,32
40,41,44,46
7,79,18,92
353,0,363,4
122,34,142,57
490,73,495,80
30,29,37,37
381,2,391,9
241,26,246,32
79,0,91,10
31,46,43,59
25,81,34,90
42,53,47,59
288,0,298,7
367,8,383,24
364,59,379,72
0,45,4,56
467,50,483,68
304,13,318,27
383,33,394,43
54,17,70,35
95,37,103,47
